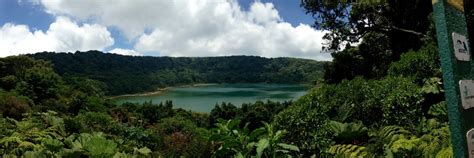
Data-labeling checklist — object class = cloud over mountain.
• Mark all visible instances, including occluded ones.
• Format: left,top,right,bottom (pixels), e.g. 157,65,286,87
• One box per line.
0,16,113,57
1,0,330,60
36,0,329,60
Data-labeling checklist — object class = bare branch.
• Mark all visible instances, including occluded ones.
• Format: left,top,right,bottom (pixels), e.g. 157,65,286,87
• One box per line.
388,26,426,37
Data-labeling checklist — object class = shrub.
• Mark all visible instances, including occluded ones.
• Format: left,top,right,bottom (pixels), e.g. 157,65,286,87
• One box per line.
272,92,331,156
0,91,32,119
74,112,114,133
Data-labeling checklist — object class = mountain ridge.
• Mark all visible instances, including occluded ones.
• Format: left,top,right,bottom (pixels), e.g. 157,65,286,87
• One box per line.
27,50,326,95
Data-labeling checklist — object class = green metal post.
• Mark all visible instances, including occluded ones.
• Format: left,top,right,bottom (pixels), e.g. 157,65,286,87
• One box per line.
432,0,471,157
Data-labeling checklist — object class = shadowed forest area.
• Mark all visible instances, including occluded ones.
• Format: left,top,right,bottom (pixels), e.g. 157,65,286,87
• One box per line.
0,0,473,157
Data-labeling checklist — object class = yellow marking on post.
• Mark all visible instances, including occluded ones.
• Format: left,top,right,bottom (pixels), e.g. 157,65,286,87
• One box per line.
447,0,464,12
432,0,438,5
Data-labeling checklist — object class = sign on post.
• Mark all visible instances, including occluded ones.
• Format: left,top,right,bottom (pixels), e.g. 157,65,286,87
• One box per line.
432,0,472,157
467,129,474,157
453,32,470,61
459,80,474,109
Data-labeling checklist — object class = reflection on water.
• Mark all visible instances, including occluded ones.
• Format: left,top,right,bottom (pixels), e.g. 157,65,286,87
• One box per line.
113,83,309,112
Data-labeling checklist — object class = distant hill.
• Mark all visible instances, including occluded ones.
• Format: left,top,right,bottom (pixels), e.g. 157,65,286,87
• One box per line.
28,51,326,95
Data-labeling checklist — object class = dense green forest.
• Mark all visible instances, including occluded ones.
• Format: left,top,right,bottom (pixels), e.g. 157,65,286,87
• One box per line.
1,0,473,157
28,52,325,95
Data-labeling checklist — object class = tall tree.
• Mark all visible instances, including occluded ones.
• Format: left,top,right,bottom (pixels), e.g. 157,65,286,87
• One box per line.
302,0,432,53
301,0,434,83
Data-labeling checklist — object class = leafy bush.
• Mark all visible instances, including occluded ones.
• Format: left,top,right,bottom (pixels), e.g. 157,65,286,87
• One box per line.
209,119,298,158
153,116,211,157
209,102,240,127
73,112,114,133
67,133,118,157
0,91,32,119
315,77,423,127
329,121,368,144
68,93,107,114
138,100,174,124
388,43,441,82
272,92,331,156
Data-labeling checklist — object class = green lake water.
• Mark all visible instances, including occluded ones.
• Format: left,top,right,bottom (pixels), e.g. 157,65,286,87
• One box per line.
112,83,310,112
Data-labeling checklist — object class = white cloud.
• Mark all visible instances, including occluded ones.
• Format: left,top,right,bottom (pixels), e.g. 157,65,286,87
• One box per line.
0,16,114,57
109,48,142,56
248,2,281,24
34,0,331,60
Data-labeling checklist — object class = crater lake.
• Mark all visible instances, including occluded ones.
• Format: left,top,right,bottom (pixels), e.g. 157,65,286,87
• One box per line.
112,83,310,112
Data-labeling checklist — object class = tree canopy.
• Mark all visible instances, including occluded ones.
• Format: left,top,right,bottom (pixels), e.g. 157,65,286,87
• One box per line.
302,0,436,83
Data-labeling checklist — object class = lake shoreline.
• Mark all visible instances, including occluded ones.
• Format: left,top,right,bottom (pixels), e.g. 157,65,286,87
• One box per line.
107,83,219,99
109,83,311,112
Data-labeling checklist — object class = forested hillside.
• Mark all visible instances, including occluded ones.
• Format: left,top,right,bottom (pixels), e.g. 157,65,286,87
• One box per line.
28,51,325,95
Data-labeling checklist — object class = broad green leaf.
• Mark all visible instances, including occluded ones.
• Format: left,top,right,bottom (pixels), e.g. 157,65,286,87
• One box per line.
256,138,269,158
277,143,299,152
134,147,151,155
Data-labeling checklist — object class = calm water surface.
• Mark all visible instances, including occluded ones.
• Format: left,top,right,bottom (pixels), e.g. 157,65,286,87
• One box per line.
113,83,309,112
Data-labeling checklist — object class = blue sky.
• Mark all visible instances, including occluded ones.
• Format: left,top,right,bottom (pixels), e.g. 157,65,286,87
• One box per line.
0,0,331,60
239,0,315,26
